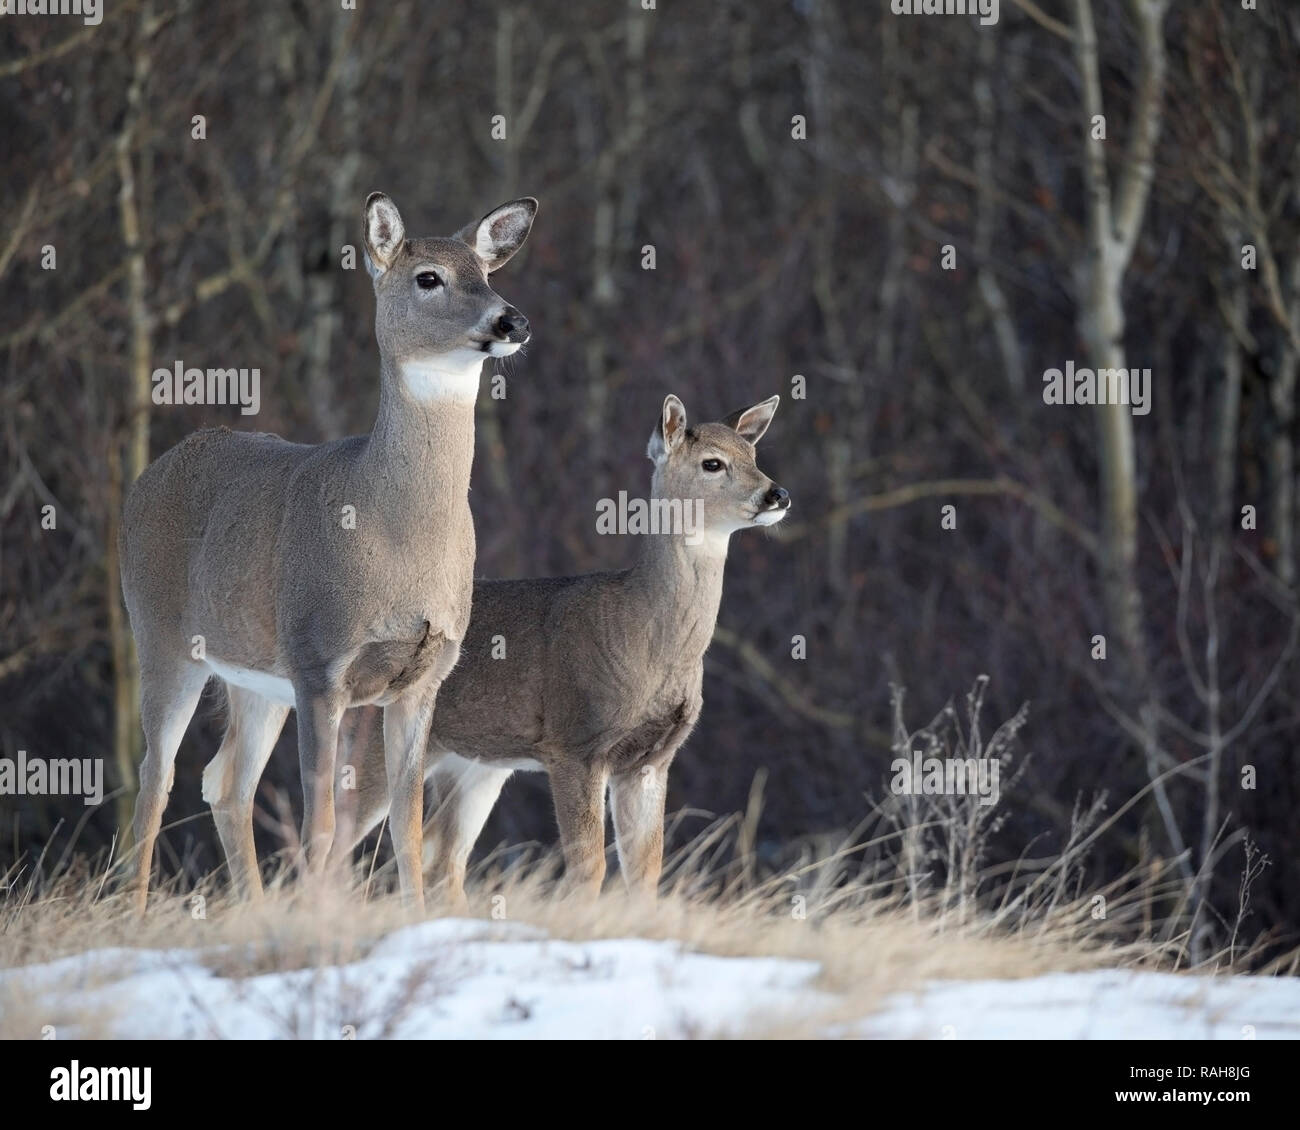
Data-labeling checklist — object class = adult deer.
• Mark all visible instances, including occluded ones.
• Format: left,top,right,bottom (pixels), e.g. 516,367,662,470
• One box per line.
120,192,537,911
331,393,789,906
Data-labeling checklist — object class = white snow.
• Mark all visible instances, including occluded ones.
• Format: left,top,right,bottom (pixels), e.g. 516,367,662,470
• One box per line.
855,969,1300,1040
0,920,825,1040
3,920,1297,1039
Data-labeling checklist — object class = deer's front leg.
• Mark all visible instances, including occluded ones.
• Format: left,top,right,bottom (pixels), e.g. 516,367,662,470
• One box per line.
383,680,440,909
549,760,610,901
610,758,671,899
295,685,346,875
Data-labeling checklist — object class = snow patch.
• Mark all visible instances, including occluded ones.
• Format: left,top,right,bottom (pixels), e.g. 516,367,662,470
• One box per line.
856,969,1300,1040
4,924,1297,1039
1,920,824,1040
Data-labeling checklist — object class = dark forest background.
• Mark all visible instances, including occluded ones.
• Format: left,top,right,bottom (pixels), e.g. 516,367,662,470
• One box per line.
2,0,1298,962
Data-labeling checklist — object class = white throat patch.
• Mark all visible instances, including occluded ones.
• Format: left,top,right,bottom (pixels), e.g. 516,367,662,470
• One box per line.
692,529,734,559
400,353,484,403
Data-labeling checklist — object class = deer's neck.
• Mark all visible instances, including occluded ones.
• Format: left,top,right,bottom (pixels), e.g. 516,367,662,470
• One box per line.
358,354,482,528
626,527,730,663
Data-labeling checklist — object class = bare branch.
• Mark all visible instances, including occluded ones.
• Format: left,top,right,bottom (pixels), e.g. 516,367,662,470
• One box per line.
0,26,95,79
1009,0,1076,40
1112,0,1171,263
779,476,1100,559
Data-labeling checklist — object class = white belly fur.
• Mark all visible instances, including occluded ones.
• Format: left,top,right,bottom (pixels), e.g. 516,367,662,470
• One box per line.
441,750,544,774
487,756,545,773
207,657,297,706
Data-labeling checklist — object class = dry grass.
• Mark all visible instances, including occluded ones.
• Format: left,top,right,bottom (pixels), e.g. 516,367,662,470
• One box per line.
2,681,1284,1038
0,811,1187,1040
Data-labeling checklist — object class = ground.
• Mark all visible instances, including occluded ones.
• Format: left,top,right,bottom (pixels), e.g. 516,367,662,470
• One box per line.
5,916,1297,1039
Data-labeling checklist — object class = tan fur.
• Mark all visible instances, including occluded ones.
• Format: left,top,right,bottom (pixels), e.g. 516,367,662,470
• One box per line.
120,193,537,911
338,394,789,904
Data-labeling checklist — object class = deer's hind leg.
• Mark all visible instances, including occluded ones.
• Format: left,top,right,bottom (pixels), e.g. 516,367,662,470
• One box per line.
128,651,210,913
423,755,513,912
202,684,290,901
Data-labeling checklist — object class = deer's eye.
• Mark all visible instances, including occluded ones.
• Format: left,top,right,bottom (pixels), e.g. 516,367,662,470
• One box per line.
701,458,724,473
416,272,443,290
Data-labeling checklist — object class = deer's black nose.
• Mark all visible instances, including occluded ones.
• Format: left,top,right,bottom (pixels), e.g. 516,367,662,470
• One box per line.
764,486,790,509
496,308,529,339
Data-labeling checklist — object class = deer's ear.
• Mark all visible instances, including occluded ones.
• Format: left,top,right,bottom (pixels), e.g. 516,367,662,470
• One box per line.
461,197,537,273
363,192,406,280
648,395,688,463
724,395,779,445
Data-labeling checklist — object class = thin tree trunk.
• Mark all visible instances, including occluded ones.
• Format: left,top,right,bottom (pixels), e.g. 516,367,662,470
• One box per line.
974,31,1024,394
1072,0,1191,889
1072,0,1168,688
1213,236,1245,544
111,0,156,843
1268,256,1299,588
105,440,139,844
306,10,359,440
806,0,853,597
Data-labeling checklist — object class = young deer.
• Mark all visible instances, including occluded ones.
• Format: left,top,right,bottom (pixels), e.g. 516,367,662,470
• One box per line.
119,192,537,910
333,393,789,905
